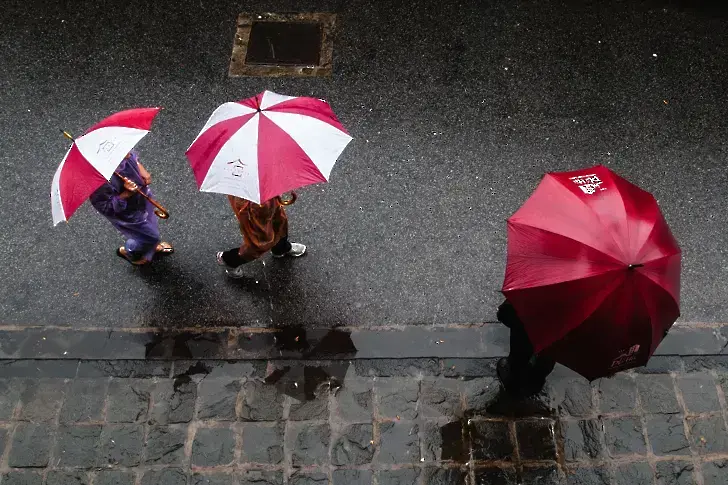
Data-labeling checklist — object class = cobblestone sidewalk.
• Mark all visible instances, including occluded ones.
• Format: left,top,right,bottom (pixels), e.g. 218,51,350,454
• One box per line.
1,354,728,485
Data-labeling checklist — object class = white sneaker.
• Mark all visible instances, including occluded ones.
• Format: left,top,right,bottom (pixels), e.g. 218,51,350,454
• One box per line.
216,251,228,267
225,266,246,279
273,242,307,258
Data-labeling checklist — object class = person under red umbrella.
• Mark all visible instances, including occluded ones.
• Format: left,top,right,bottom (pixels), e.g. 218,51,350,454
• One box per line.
500,165,681,385
216,194,305,278
89,150,173,265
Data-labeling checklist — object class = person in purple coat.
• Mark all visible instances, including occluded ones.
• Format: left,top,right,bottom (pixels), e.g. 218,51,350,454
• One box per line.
89,150,173,265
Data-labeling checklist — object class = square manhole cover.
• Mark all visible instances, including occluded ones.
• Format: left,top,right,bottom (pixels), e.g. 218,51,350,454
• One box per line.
230,13,336,77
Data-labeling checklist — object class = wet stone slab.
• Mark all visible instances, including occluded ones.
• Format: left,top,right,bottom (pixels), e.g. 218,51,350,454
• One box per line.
686,415,728,454
677,373,721,412
9,423,52,467
614,462,654,485
636,374,680,414
561,419,605,461
604,417,647,455
596,374,637,413
289,423,330,467
332,469,373,485
192,427,235,466
94,471,136,485
55,425,102,467
656,461,697,485
377,420,420,464
565,467,611,485
470,420,514,461
375,378,419,419
241,422,284,464
331,423,374,465
647,414,691,456
144,425,187,465
516,419,557,461
703,460,728,485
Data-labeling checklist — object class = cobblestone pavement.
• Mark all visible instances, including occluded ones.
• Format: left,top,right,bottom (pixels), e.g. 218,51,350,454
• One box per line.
2,353,728,485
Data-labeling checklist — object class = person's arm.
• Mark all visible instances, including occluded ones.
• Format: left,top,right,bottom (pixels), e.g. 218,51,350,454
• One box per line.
137,161,152,185
89,180,138,216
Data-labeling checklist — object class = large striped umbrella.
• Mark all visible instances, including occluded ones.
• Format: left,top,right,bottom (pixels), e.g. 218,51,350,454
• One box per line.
51,108,162,225
185,91,352,203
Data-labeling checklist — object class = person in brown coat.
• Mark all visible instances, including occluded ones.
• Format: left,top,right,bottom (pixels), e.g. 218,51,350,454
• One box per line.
216,195,306,278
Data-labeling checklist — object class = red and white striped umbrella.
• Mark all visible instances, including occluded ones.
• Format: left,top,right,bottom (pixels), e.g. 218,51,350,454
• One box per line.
185,91,352,203
51,108,162,225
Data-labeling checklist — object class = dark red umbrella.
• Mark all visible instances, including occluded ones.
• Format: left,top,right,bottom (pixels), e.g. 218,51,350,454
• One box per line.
502,165,681,380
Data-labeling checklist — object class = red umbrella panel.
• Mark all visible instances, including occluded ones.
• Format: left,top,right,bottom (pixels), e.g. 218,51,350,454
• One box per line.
502,165,681,380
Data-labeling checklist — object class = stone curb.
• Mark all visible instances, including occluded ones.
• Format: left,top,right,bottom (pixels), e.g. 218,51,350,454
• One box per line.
0,324,724,361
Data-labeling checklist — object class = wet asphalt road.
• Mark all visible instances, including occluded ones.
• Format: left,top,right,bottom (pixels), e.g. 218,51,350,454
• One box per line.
0,0,726,328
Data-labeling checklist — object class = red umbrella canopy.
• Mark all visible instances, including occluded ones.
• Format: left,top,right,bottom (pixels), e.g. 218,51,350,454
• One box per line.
502,165,681,380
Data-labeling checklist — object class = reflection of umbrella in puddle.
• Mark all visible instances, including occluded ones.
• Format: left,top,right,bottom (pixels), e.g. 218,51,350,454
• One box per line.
264,327,357,401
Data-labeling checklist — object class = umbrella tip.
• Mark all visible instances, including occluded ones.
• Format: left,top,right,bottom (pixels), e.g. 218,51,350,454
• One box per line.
628,264,644,270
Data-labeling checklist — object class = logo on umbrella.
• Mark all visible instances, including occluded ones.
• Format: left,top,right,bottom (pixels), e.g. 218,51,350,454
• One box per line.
97,139,119,155
227,159,246,177
570,174,605,195
609,344,641,370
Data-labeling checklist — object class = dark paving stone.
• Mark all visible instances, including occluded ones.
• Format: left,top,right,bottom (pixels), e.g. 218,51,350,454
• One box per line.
0,429,6,458
656,461,697,485
421,378,462,418
198,378,241,420
9,423,51,467
352,326,491,359
0,379,23,419
474,467,518,485
565,467,611,485
0,361,79,378
687,415,728,454
520,466,561,484
150,376,196,424
106,378,152,422
77,360,170,378
596,374,637,413
353,358,440,377
56,425,102,467
288,471,328,485
483,388,554,418
0,330,31,358
634,356,685,374
549,378,593,417
46,471,89,485
561,419,604,461
677,374,721,412
2,471,44,485
192,427,235,466
241,422,284,464
94,471,136,485
656,326,727,355
636,374,680,414
375,378,419,419
144,425,187,465
614,462,654,485
703,460,728,485
647,414,690,456
423,420,468,463
463,377,501,417
140,468,187,485
19,378,66,422
377,420,420,464
332,423,374,465
471,420,514,461
238,470,284,485
685,356,728,373
332,378,373,423
191,474,234,485
60,379,107,423
174,361,265,379
442,358,499,378
422,467,468,485
516,419,556,460
377,468,421,485
604,417,646,455
332,469,373,485
97,424,144,466
289,423,330,467
239,380,285,421
289,390,329,421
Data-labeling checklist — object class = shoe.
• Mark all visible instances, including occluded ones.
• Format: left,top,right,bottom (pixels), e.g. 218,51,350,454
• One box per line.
155,242,174,254
116,247,148,266
225,266,246,279
216,251,229,267
272,242,307,258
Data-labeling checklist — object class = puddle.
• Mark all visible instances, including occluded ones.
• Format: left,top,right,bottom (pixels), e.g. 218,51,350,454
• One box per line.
263,327,357,400
440,420,469,462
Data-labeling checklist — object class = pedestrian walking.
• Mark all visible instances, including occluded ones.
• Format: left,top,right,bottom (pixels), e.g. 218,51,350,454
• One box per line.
216,194,305,278
89,150,173,265
496,299,555,398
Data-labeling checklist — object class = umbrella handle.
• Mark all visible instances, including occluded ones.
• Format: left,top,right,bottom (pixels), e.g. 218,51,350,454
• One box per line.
114,172,170,219
279,192,298,206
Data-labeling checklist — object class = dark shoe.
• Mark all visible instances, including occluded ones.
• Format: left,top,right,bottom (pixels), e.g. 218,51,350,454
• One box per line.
497,358,520,396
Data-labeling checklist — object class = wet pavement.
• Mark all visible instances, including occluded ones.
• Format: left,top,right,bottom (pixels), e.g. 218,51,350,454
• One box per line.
2,354,728,484
1,0,727,328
